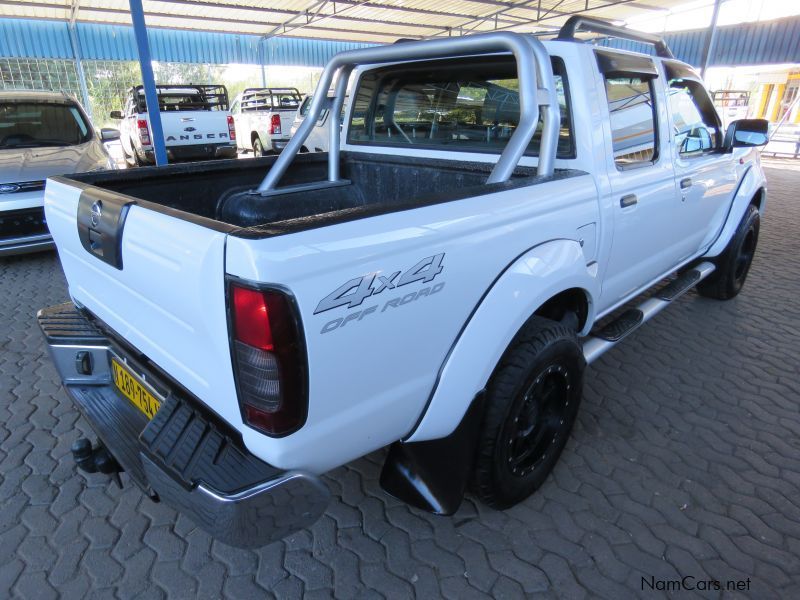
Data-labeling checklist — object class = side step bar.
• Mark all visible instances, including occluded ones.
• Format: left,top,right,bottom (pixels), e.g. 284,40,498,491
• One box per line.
583,262,715,364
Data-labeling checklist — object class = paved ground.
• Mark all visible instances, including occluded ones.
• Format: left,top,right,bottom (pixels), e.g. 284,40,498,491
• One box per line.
1,166,799,599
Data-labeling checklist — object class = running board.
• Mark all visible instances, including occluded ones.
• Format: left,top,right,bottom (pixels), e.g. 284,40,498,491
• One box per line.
583,261,715,364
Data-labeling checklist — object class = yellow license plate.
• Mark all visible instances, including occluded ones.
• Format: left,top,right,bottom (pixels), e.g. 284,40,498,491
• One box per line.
111,358,161,420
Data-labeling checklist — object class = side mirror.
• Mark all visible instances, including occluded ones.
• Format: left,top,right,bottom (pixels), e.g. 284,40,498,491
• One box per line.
724,118,769,150
109,110,123,120
100,128,120,142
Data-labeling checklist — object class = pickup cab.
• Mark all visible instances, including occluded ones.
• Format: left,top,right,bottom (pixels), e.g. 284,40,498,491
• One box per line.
112,84,236,166
231,88,302,155
40,19,769,548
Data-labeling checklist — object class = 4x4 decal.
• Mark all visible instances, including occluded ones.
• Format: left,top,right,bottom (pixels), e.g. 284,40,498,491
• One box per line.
314,254,445,315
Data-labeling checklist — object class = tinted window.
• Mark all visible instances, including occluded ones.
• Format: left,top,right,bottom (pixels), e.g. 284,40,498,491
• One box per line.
347,57,574,158
299,96,313,117
0,102,91,148
667,78,720,154
604,76,658,167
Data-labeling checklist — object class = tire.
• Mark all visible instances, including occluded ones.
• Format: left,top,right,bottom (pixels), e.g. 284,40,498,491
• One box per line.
123,141,136,168
697,204,760,300
253,137,265,157
472,316,585,509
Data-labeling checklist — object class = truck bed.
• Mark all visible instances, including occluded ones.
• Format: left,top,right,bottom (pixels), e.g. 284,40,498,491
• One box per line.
65,152,581,237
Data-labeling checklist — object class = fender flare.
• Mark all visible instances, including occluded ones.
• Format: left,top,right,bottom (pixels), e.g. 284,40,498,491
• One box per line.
407,238,598,443
704,164,767,258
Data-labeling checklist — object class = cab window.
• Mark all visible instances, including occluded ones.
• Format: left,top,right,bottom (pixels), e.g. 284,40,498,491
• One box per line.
603,76,658,168
665,68,721,155
347,56,575,159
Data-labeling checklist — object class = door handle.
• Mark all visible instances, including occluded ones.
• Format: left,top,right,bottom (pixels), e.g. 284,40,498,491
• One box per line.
680,177,692,190
620,194,638,208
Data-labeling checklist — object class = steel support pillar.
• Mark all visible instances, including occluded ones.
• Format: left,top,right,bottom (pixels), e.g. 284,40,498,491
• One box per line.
68,1,91,118
699,0,723,79
129,0,168,166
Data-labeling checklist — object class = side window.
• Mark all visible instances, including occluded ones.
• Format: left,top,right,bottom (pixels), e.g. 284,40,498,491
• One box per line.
230,99,240,115
665,77,720,155
603,75,658,168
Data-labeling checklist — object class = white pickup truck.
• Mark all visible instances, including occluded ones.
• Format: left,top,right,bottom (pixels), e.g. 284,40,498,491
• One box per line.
112,84,236,166
230,88,302,155
40,19,769,548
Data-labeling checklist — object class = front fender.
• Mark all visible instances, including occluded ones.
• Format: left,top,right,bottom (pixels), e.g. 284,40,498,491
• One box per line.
407,239,598,443
704,162,767,258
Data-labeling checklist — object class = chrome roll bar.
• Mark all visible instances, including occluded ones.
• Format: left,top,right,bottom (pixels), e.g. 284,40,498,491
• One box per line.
257,32,559,194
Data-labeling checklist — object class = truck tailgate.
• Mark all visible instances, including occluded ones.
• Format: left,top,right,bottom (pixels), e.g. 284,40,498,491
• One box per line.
150,111,232,147
44,177,241,428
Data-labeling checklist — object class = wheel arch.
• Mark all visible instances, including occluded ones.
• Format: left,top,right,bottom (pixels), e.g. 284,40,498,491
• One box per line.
406,238,597,444
705,164,767,258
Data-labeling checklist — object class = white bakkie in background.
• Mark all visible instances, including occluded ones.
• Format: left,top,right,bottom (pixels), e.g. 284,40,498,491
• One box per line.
39,19,769,548
111,84,236,166
230,88,301,155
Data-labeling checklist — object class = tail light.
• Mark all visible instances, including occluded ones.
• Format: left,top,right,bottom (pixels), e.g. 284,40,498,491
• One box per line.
227,114,236,141
137,119,151,146
269,114,282,135
229,283,307,436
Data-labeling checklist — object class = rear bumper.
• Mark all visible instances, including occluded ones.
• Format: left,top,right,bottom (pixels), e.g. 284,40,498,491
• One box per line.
271,138,290,152
37,302,329,548
139,143,237,163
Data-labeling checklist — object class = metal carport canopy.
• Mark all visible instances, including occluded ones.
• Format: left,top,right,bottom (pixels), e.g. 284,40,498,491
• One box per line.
0,0,690,43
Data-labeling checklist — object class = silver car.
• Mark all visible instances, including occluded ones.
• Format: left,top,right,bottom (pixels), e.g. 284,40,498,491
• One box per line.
0,91,119,256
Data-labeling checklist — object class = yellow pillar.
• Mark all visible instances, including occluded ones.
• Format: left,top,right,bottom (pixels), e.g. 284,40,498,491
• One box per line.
769,84,786,122
756,84,772,118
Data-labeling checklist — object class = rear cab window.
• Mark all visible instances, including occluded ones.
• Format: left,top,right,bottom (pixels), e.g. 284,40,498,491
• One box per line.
347,56,575,159
596,50,660,169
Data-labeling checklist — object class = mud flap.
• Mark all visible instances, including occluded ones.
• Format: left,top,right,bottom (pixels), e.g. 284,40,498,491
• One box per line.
379,392,485,515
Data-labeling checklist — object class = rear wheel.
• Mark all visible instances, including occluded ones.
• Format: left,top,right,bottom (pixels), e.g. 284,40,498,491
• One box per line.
123,140,137,168
472,317,585,509
697,204,760,300
253,137,266,157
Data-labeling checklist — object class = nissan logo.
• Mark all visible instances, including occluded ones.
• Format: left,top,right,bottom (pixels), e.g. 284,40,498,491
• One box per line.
0,183,20,194
184,126,197,132
90,200,102,227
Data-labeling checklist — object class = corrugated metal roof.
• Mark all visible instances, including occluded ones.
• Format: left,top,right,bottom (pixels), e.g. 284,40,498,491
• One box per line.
599,15,800,67
0,10,798,68
0,18,373,65
0,0,691,44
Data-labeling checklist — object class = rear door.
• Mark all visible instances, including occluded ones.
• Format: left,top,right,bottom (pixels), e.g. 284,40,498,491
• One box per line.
596,51,686,307
663,62,738,251
43,178,243,429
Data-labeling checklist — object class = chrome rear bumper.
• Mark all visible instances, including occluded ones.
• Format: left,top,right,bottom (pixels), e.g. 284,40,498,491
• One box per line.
38,303,329,548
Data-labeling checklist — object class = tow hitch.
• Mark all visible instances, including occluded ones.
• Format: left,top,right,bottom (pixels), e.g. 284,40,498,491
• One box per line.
71,438,123,488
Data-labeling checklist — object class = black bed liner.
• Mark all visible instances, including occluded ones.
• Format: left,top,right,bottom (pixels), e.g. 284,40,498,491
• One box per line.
61,152,586,240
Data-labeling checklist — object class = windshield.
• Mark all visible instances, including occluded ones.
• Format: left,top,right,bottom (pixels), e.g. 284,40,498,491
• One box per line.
0,102,91,149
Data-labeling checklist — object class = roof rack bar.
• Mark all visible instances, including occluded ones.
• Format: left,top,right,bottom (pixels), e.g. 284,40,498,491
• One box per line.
557,15,674,59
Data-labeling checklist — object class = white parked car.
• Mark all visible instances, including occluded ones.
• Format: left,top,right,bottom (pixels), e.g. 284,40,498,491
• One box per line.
40,19,769,548
231,88,301,155
290,94,337,153
112,84,236,166
0,90,117,256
